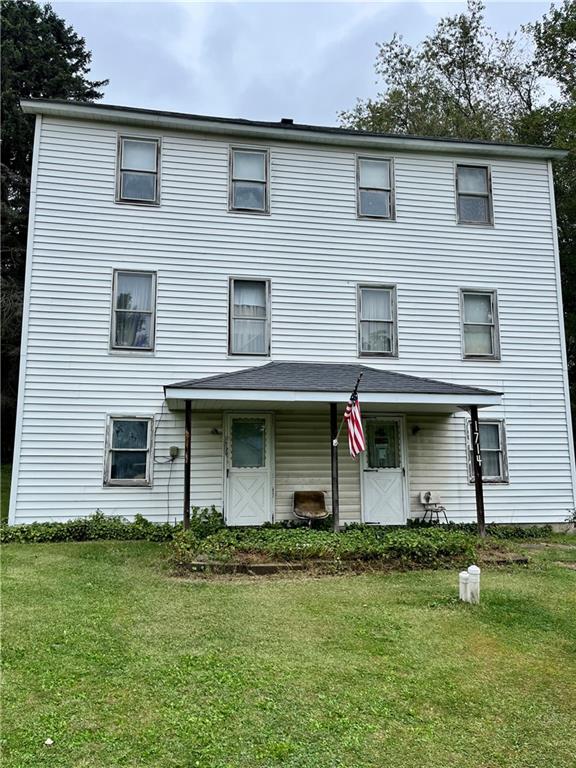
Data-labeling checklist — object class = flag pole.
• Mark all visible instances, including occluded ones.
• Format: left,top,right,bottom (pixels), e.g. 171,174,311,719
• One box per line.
332,372,363,447
330,402,340,532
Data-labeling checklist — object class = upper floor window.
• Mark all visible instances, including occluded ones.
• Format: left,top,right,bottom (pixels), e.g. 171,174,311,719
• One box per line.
358,285,397,356
456,164,492,225
105,417,152,486
461,289,499,359
357,157,394,219
111,270,156,351
117,137,160,204
229,278,270,355
467,419,508,483
230,148,269,213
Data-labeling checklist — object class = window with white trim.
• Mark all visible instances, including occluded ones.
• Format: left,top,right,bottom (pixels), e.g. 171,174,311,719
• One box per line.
461,289,499,359
105,417,152,486
357,157,393,219
117,137,160,204
229,278,270,355
358,285,397,356
467,420,508,483
111,270,156,351
230,148,269,212
456,164,492,224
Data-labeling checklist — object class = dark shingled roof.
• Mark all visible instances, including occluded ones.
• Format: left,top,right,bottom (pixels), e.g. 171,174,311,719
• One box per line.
167,362,500,397
22,99,567,155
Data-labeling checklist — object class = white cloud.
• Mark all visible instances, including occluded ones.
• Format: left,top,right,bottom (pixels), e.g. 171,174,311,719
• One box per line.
166,1,401,118
52,0,555,123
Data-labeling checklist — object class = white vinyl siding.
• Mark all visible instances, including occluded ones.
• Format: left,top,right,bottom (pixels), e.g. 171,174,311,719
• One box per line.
274,408,360,522
406,415,511,521
8,115,575,525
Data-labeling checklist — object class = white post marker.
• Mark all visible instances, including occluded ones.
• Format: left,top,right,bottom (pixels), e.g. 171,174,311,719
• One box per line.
467,564,481,604
459,570,470,602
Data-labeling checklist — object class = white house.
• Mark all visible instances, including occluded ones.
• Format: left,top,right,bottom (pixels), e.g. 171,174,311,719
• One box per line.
8,98,576,527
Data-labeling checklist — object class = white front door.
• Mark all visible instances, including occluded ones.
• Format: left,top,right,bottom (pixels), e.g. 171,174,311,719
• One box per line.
225,414,273,526
361,417,407,525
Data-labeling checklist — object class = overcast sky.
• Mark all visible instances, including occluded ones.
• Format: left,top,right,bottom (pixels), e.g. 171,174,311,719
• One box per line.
52,0,552,125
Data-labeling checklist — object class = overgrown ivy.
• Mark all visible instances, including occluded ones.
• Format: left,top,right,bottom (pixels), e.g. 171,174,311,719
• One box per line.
0,509,553,554
406,519,554,539
0,506,222,544
169,526,477,571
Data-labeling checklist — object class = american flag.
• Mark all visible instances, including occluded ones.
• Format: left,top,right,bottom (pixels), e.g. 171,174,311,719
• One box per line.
344,389,366,459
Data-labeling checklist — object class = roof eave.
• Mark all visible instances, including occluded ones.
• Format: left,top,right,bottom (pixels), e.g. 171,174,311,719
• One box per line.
164,386,502,408
20,99,569,160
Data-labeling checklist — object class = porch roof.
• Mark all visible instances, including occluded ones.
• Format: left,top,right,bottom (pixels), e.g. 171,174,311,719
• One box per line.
164,362,501,409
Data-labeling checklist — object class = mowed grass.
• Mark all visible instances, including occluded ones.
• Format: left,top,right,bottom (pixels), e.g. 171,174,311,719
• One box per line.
2,541,575,768
1,464,11,523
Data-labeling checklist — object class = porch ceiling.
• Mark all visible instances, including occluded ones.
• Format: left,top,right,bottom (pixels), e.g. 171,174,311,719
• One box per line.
164,362,501,411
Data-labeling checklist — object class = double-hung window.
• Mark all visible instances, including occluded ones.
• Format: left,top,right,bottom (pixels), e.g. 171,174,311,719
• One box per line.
117,136,160,204
229,278,270,355
230,148,269,212
111,270,156,351
461,289,499,359
105,417,152,486
357,157,394,219
456,165,492,224
468,420,508,483
358,285,397,356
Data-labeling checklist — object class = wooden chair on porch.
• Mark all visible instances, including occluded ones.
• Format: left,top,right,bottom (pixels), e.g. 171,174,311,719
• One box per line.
293,491,329,525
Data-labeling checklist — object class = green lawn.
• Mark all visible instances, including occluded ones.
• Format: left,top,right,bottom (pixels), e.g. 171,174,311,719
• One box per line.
2,540,575,768
1,464,11,523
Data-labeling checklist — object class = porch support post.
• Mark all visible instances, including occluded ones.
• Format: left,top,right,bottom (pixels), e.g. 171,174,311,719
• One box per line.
183,399,191,530
330,402,340,532
469,405,486,537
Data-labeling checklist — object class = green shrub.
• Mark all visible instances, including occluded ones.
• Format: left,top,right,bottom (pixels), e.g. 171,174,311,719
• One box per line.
3,512,158,543
2,508,552,549
261,516,334,531
188,506,225,538
484,524,554,539
169,525,476,571
407,519,553,539
0,506,225,544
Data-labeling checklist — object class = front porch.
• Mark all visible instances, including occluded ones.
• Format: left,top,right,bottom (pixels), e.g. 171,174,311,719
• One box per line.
164,363,501,530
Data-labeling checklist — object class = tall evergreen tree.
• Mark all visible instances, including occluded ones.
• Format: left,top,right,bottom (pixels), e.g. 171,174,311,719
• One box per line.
1,0,108,461
341,0,576,431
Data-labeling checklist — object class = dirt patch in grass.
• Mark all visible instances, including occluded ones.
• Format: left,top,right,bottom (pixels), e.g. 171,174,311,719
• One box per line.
477,547,529,566
176,550,533,580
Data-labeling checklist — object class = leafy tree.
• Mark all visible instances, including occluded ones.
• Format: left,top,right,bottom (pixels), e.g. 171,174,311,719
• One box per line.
532,0,576,96
1,0,108,461
526,5,576,402
341,0,576,430
341,0,539,140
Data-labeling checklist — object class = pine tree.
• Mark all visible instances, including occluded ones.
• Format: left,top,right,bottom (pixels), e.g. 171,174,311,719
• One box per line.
1,0,108,461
